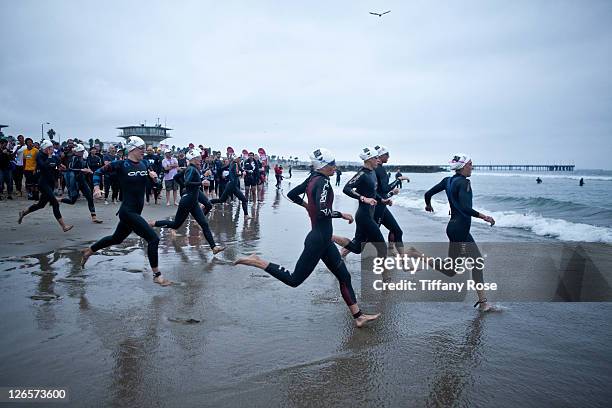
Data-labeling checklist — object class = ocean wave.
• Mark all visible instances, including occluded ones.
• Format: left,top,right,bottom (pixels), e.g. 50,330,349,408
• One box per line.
472,172,612,181
392,196,612,244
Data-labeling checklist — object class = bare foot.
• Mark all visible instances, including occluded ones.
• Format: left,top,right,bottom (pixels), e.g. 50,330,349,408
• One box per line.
244,214,252,220
233,254,266,269
212,245,226,255
355,313,381,328
63,225,74,232
18,210,25,224
81,248,93,268
154,276,173,286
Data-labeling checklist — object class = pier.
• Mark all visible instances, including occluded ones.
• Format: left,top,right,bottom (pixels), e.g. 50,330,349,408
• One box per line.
291,163,575,173
471,164,575,172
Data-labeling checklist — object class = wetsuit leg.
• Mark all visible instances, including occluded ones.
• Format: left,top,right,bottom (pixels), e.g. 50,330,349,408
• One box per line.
104,175,111,199
444,220,483,283
91,220,132,252
113,178,120,201
145,179,152,203
463,233,483,284
60,192,78,205
320,242,357,306
80,182,96,214
264,230,326,287
381,208,403,251
26,193,50,215
232,184,249,214
210,181,233,204
190,204,216,247
345,210,387,257
198,190,212,215
124,212,160,269
154,195,191,229
41,183,62,220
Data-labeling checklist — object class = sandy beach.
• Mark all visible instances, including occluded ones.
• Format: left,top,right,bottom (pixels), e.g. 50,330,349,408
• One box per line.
1,175,611,407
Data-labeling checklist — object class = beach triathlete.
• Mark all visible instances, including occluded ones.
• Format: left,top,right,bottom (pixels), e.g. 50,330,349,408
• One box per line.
150,149,225,254
424,153,497,312
243,152,260,198
373,145,409,254
60,143,103,224
210,155,251,219
234,148,380,328
80,136,171,286
332,147,388,258
18,140,73,232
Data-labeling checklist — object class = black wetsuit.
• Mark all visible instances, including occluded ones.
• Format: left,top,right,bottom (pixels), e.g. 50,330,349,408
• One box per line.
343,167,387,257
424,174,483,283
243,159,258,187
374,164,403,251
213,158,222,194
144,153,162,203
102,153,119,201
91,160,160,268
264,172,357,306
210,161,248,215
25,152,63,220
173,170,213,213
156,164,217,247
61,155,97,215
86,154,102,190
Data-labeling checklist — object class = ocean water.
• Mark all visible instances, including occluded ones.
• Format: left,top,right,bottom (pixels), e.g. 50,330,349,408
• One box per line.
327,168,612,244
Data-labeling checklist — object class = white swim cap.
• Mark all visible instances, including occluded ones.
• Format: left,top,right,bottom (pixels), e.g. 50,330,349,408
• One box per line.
186,149,201,161
309,148,336,170
126,136,146,152
374,145,388,156
359,146,378,161
74,144,85,153
449,153,472,170
40,140,53,150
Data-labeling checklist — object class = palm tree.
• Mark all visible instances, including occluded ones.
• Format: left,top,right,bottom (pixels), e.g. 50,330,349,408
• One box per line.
46,128,56,140
88,138,94,148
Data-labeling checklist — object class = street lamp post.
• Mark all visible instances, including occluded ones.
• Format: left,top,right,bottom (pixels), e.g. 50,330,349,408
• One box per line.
41,122,50,140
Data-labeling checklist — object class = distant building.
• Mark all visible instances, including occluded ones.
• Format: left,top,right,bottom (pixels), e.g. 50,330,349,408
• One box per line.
117,124,171,148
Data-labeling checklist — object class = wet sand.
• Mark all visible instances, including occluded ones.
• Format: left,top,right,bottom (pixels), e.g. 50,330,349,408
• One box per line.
1,176,611,407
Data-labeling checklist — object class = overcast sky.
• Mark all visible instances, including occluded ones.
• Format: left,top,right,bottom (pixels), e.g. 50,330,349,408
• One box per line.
1,0,611,168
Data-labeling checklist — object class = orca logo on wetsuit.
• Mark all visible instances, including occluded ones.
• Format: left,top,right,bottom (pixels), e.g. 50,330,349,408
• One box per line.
128,171,148,176
320,180,329,203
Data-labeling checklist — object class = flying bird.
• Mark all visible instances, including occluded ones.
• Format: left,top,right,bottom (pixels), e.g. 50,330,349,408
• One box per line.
369,10,391,17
